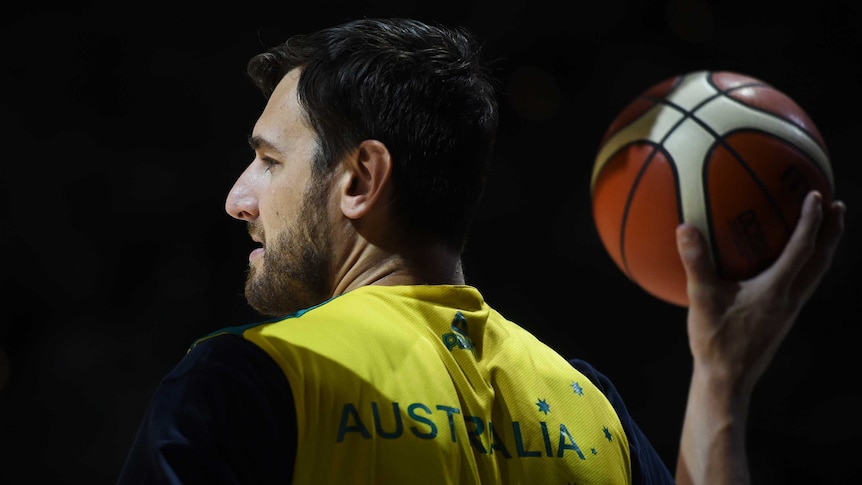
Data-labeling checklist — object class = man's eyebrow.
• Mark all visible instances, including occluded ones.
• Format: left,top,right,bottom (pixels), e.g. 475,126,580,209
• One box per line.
247,135,279,152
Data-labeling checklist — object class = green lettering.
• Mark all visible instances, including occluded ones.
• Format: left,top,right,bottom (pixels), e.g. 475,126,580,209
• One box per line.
539,421,553,457
408,403,437,439
489,422,512,458
337,403,371,442
371,401,404,439
436,405,461,442
557,423,585,459
513,421,541,457
465,415,487,453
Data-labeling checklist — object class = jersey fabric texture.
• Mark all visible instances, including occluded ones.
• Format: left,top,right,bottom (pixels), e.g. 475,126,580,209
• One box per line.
118,285,674,484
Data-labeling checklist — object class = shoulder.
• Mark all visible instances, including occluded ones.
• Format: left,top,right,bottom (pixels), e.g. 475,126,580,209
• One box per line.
568,358,675,485
117,334,297,484
153,333,295,429
176,330,285,382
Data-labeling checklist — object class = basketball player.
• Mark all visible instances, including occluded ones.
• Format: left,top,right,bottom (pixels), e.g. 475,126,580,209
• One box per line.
116,18,845,484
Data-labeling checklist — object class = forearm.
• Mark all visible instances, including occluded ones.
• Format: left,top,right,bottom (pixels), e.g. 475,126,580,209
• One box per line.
675,366,752,485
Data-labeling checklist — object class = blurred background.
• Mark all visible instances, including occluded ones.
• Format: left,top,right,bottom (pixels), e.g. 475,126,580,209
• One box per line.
2,0,860,483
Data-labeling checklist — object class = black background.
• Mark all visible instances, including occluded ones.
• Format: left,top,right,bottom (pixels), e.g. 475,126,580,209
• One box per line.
2,1,860,483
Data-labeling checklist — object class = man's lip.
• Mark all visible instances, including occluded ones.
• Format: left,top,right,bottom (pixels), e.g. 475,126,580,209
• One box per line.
249,247,264,262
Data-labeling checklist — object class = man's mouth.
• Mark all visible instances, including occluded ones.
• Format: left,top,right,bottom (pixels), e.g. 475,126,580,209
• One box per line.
247,224,266,262
249,246,265,262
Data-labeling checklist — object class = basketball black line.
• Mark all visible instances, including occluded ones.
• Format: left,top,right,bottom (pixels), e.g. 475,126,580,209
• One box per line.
706,74,827,154
634,73,819,155
701,127,825,263
603,75,687,141
598,81,702,286
628,89,726,278
603,72,825,285
607,73,747,155
640,79,820,278
611,140,682,284
703,74,831,210
699,77,790,269
694,125,817,279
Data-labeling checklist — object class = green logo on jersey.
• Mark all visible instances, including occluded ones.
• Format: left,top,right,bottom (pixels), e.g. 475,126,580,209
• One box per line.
442,311,474,355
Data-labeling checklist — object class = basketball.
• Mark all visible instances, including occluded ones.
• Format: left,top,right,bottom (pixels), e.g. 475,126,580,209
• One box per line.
590,70,834,307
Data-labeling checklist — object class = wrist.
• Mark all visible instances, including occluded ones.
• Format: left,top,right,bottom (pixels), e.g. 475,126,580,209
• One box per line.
689,361,753,415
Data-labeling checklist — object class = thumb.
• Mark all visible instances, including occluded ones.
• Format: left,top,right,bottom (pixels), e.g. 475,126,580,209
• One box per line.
677,224,711,276
676,224,720,296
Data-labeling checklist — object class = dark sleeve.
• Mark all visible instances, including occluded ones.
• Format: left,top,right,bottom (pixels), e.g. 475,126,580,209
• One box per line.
569,358,675,485
117,334,297,485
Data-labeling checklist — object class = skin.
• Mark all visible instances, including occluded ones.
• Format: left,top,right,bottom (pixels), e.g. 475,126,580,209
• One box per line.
225,68,465,316
226,68,848,483
224,69,331,316
675,191,846,484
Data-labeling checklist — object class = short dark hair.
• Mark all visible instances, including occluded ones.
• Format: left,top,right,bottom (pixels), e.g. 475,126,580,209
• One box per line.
247,18,499,251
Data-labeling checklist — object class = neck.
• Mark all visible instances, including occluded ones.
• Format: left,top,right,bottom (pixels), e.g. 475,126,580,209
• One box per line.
332,241,465,296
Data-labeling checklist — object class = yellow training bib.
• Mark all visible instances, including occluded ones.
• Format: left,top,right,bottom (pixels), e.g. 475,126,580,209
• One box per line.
235,285,632,484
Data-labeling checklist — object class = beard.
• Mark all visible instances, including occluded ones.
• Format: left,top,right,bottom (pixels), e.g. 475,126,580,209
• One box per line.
243,178,333,317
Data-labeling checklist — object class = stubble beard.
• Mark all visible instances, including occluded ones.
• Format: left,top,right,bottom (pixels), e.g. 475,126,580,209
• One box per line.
244,179,333,317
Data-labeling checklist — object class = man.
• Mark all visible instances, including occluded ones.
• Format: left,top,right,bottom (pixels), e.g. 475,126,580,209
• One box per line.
117,18,845,484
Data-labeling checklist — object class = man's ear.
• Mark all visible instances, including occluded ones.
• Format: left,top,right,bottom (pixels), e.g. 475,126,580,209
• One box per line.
339,139,393,220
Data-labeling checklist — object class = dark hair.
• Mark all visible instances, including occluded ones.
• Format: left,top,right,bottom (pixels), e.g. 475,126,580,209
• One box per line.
247,18,499,251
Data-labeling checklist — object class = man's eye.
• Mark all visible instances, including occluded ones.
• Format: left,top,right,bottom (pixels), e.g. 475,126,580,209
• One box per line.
262,157,277,172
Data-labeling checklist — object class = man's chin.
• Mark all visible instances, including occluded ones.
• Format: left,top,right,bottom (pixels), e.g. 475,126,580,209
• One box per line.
244,290,284,317
244,274,295,317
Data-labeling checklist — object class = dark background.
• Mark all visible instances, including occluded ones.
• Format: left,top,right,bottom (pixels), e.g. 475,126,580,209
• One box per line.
2,1,860,483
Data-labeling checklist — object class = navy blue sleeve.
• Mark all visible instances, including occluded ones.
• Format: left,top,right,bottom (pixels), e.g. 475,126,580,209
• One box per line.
117,334,297,485
569,358,675,484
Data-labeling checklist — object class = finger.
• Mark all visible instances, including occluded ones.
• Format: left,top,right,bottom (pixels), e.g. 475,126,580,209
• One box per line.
790,199,846,301
676,224,711,279
676,223,721,304
765,190,824,285
821,200,847,253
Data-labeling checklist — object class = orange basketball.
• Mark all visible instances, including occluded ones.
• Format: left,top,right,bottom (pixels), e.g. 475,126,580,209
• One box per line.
591,70,834,307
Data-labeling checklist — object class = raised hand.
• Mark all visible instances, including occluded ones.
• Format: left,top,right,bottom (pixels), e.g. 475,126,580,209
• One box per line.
674,190,846,485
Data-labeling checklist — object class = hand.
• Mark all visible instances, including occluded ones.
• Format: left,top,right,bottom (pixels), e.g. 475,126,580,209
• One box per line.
676,190,846,392
673,190,845,485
